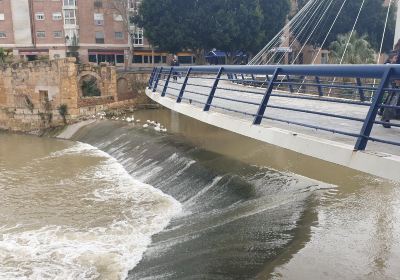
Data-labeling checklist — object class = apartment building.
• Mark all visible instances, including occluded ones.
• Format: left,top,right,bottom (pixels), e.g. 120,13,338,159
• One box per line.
0,0,192,67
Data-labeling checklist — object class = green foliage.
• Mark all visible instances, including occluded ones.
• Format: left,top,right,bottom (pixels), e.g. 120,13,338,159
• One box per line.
135,0,291,58
0,48,6,64
297,0,395,52
329,32,376,64
58,104,68,124
0,47,12,64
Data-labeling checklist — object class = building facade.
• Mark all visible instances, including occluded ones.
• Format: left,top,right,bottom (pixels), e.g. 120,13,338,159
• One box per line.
0,0,193,67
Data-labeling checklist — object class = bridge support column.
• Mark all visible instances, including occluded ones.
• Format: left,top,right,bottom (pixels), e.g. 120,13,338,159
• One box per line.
253,68,280,125
177,68,192,103
204,67,224,111
354,67,392,151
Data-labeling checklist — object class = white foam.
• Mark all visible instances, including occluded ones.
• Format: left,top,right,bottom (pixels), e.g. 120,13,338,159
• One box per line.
0,142,182,280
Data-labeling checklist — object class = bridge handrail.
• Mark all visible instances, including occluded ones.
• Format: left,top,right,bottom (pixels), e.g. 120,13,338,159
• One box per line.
148,65,400,152
161,64,400,78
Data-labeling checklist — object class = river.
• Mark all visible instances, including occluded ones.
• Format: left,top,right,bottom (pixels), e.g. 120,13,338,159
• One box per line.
1,108,399,279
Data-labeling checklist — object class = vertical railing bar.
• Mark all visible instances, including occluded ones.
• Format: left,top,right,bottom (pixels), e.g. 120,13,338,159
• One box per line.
204,67,224,111
251,74,256,87
356,78,366,102
354,68,392,151
315,76,324,97
148,68,156,88
152,67,163,92
253,68,281,125
161,68,173,97
177,67,192,103
287,75,294,93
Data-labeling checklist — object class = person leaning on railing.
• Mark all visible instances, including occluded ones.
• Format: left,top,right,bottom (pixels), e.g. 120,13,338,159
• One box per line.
381,51,400,128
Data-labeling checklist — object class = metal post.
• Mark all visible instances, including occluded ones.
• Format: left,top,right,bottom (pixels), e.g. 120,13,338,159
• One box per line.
253,68,280,125
148,68,156,88
251,74,256,87
161,68,173,97
315,76,324,96
287,75,294,93
356,78,366,102
204,67,224,111
177,67,192,103
354,68,392,151
152,67,163,92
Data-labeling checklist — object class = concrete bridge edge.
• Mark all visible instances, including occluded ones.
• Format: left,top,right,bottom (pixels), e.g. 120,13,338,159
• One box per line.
146,89,400,182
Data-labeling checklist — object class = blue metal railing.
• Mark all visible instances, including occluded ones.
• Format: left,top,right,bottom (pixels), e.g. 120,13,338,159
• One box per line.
148,65,400,152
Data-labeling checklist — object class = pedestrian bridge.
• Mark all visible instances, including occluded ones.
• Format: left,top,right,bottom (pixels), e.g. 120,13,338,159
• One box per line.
146,65,400,181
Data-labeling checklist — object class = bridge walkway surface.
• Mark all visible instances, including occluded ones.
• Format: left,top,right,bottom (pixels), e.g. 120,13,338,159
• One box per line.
158,77,400,156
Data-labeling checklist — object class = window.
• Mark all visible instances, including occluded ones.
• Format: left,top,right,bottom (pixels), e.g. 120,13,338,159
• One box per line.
95,32,104,44
129,0,141,15
321,53,329,64
133,55,143,64
133,28,143,46
52,12,62,20
115,32,124,40
94,13,104,26
63,0,76,6
35,12,45,20
154,56,167,64
64,9,76,25
94,0,102,8
0,14,4,21
53,31,63,38
178,56,193,64
89,55,97,63
0,32,6,38
116,55,124,64
36,31,46,38
143,55,152,64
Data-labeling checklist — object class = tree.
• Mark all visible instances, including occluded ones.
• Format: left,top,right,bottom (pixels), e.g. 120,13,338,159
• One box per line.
257,0,291,53
205,0,265,63
135,0,291,64
329,31,376,64
107,0,136,69
296,0,395,52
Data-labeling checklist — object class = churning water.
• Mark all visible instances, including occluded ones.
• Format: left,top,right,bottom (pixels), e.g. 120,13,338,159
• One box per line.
0,134,180,280
1,108,400,279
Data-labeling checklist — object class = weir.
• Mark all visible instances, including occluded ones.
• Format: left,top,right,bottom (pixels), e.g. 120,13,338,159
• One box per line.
146,64,400,181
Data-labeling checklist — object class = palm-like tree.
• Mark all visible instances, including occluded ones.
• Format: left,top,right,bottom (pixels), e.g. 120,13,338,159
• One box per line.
329,31,375,64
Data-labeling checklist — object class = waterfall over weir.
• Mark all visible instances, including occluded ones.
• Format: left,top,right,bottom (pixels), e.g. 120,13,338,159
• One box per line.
71,113,335,279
